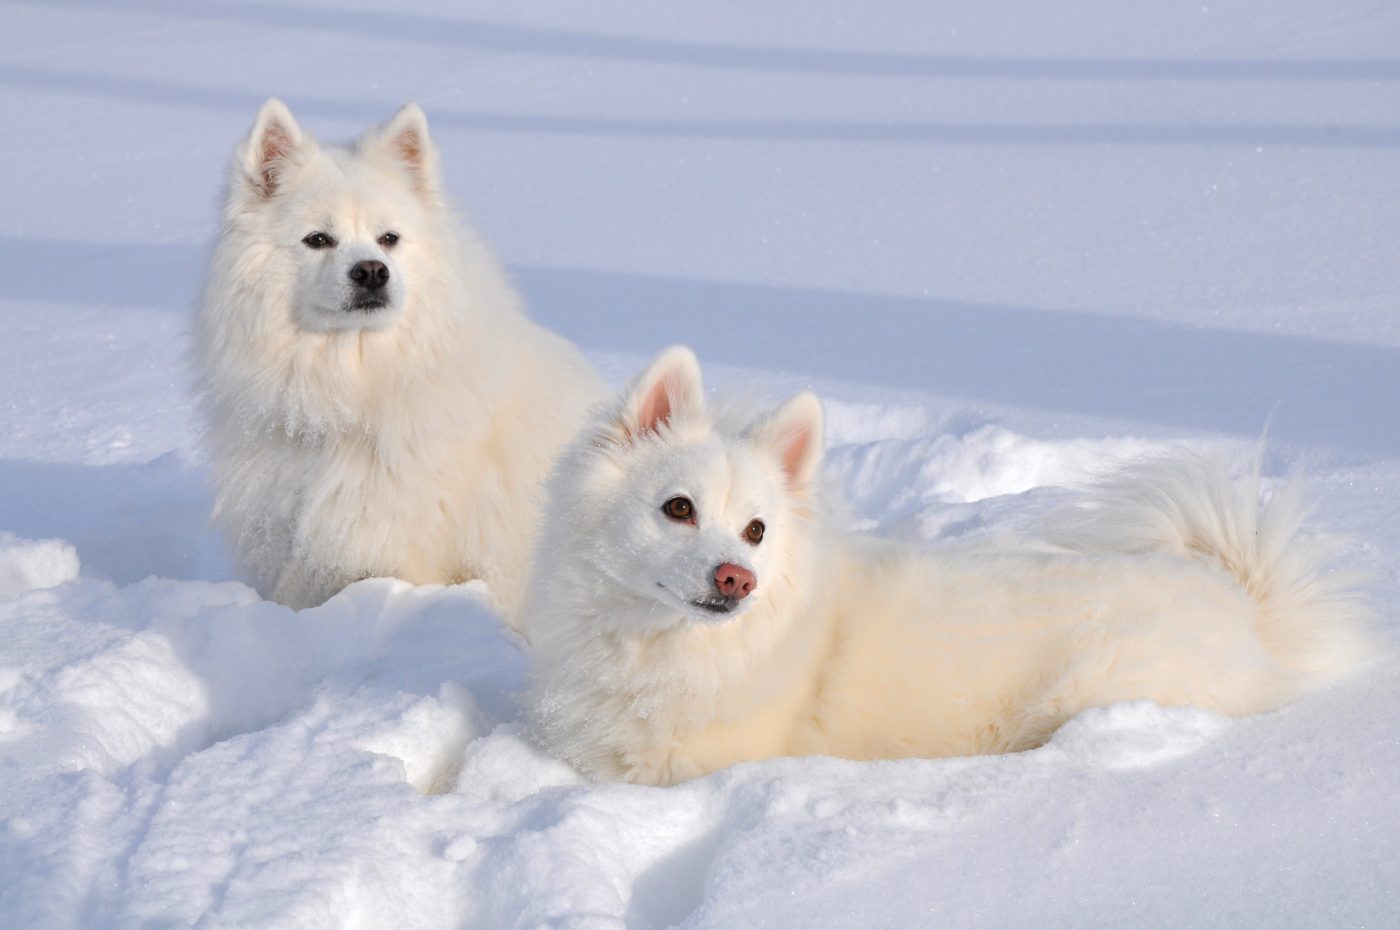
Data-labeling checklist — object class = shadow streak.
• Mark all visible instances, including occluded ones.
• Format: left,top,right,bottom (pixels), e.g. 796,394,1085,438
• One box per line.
17,0,1400,81
1,236,202,312
3,65,1397,149
515,265,1400,460
3,236,1391,458
0,453,230,585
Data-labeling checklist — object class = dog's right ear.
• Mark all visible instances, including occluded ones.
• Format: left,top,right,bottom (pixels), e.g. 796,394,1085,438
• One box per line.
236,99,307,199
602,346,705,444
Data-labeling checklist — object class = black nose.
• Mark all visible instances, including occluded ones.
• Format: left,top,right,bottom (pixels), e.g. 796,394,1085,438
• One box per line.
349,260,390,290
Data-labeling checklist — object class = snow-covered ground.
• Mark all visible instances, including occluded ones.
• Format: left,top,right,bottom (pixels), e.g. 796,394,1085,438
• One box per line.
3,2,1399,926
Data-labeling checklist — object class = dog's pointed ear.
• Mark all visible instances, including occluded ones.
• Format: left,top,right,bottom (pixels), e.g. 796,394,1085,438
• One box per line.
237,99,307,199
748,392,824,489
361,103,441,197
606,346,705,443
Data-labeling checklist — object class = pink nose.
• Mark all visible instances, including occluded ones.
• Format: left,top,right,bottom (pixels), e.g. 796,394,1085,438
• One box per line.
714,563,757,600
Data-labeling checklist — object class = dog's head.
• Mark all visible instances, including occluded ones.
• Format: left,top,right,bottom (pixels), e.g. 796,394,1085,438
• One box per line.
557,347,825,631
223,99,448,333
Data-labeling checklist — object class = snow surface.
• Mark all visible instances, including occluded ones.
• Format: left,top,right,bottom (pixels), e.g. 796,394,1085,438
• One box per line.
3,1,1399,927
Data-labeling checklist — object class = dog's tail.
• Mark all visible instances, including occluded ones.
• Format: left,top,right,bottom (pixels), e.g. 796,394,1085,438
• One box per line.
1046,451,1374,686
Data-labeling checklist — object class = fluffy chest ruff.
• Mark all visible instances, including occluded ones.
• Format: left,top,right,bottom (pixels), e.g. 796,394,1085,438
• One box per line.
529,576,835,786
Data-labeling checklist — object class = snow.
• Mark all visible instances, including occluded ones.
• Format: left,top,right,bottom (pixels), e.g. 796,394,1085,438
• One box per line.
3,1,1399,927
0,532,80,599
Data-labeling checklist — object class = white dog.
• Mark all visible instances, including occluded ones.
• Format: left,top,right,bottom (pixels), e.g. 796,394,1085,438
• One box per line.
524,347,1372,785
197,100,601,616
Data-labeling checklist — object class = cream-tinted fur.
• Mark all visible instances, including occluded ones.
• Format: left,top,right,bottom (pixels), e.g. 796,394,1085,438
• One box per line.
525,348,1371,785
198,100,601,616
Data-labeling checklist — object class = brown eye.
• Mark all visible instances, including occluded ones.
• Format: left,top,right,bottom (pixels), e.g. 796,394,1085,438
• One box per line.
662,496,694,522
302,231,335,249
377,231,399,247
745,520,765,545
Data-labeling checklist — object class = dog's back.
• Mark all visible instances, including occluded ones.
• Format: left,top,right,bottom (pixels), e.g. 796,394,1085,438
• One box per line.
1042,453,1373,682
791,450,1372,757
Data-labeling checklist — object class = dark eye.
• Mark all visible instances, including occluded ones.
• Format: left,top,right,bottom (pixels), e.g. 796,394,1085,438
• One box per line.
662,496,695,522
377,231,400,247
745,520,765,545
302,231,335,249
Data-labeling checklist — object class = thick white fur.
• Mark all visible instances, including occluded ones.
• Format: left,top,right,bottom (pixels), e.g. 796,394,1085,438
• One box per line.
198,100,601,616
525,348,1372,785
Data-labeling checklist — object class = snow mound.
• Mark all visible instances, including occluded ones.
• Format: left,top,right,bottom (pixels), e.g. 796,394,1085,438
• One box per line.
0,532,80,599
825,423,1174,540
830,423,1168,507
0,575,526,928
1046,701,1228,770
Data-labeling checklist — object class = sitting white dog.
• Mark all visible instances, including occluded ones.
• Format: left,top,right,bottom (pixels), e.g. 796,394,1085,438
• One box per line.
197,100,601,616
524,347,1372,785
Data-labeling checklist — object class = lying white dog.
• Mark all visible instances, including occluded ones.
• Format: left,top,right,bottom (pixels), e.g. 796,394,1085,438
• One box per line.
197,100,600,616
524,347,1372,785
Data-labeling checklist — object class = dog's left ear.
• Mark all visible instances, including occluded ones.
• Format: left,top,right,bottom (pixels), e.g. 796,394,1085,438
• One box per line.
748,392,824,490
361,103,441,197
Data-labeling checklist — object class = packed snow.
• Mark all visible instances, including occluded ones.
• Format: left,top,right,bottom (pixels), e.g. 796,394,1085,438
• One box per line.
3,1,1398,927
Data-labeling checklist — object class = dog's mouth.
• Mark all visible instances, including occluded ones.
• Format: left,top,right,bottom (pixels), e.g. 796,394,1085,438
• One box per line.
687,595,739,615
346,297,389,312
655,583,742,619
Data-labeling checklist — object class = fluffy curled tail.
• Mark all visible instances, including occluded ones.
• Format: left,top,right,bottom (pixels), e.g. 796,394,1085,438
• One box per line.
1046,450,1374,686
